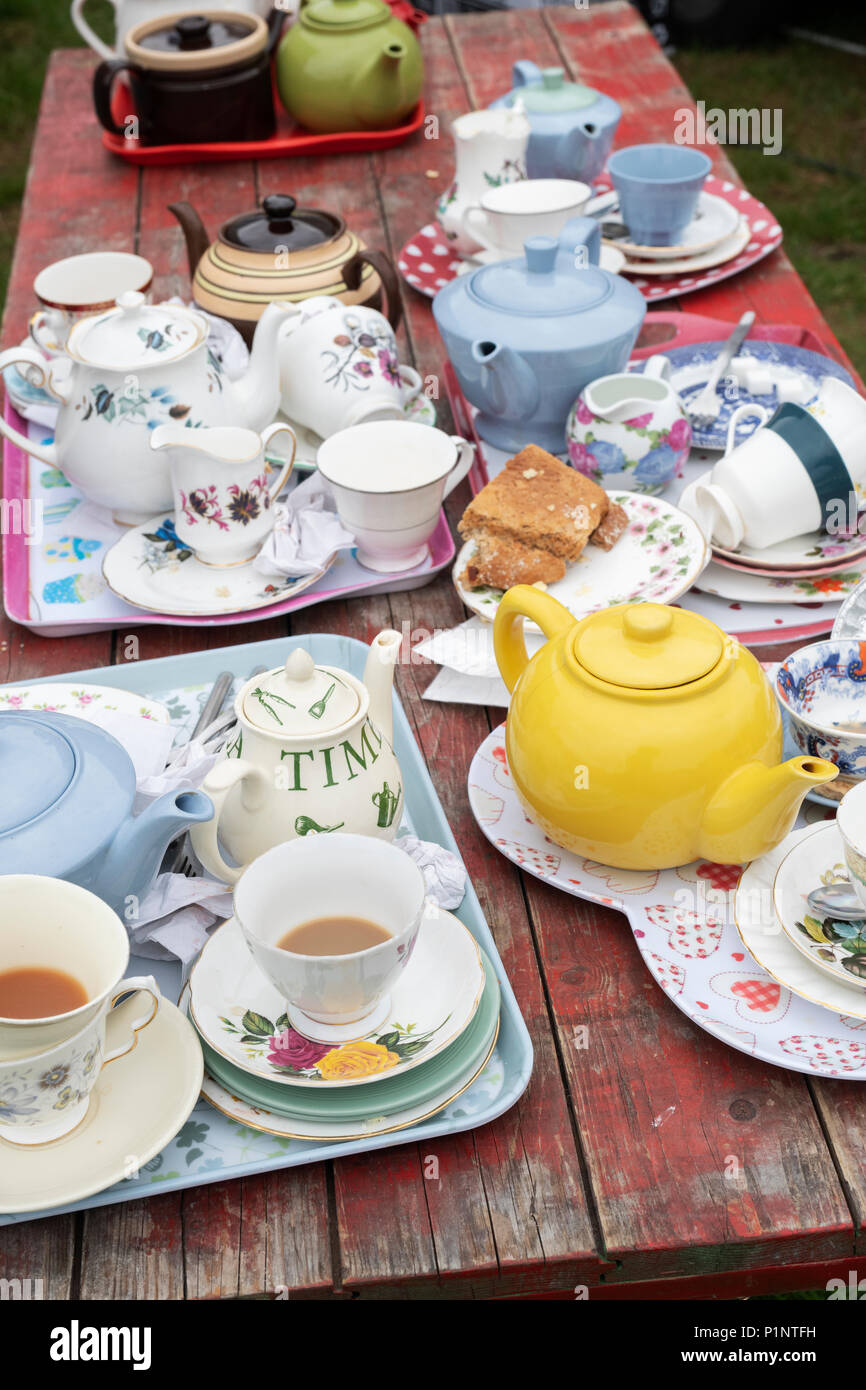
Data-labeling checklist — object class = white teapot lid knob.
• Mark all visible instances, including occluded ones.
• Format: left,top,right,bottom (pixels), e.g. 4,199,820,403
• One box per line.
116,290,146,314
284,649,316,682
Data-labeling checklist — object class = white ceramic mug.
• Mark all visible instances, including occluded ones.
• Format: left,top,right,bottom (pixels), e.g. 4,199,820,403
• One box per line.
316,421,475,572
462,178,591,256
151,422,296,567
0,876,160,1144
235,834,427,1043
837,782,866,913
280,296,423,438
29,252,154,358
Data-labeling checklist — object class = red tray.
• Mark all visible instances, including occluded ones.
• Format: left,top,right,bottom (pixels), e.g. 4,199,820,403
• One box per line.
101,100,426,166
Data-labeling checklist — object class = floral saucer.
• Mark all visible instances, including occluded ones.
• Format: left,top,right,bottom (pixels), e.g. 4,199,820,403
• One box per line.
102,516,333,617
0,681,168,724
0,998,203,1215
454,491,707,627
199,1022,501,1142
712,527,866,573
189,951,498,1123
772,822,866,991
188,908,485,1088
696,558,864,605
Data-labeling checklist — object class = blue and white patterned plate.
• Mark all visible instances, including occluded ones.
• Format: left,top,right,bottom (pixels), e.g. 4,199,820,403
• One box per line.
632,341,856,450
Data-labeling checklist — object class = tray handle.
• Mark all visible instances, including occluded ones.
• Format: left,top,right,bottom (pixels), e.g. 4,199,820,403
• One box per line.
345,248,403,332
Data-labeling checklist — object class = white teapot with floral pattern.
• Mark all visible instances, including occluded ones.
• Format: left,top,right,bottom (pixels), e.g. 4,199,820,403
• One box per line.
0,291,295,523
190,632,405,884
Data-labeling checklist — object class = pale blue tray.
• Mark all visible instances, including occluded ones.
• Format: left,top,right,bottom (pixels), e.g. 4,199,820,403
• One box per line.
0,633,533,1225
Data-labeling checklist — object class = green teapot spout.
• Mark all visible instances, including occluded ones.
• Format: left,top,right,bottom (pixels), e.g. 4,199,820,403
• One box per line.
352,39,415,128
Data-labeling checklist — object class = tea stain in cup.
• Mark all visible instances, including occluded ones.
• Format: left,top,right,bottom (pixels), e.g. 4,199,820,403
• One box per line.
277,917,393,957
0,966,89,1019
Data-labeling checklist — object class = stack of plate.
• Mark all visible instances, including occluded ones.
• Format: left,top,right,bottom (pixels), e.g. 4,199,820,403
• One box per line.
737,822,866,1023
696,526,866,607
185,909,500,1140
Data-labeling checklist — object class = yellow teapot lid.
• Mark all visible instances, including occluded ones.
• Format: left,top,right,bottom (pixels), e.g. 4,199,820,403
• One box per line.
574,603,724,690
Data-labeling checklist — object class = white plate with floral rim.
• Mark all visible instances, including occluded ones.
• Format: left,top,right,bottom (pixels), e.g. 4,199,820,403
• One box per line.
188,909,486,1088
696,558,865,605
603,191,741,261
0,681,169,724
102,515,333,617
771,822,866,993
468,726,866,1076
454,491,708,627
282,388,437,473
712,528,866,572
198,1021,500,1141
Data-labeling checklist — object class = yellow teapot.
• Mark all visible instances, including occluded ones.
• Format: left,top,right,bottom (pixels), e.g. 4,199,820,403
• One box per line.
493,588,837,870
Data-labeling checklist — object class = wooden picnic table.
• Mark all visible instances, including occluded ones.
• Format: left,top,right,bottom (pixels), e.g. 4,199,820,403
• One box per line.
2,1,866,1301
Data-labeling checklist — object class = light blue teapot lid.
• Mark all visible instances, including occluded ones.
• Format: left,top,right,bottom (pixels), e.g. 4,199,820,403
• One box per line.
468,236,611,317
0,718,76,832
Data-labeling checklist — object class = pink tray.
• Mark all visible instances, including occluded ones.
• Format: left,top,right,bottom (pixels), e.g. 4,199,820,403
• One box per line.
1,401,454,638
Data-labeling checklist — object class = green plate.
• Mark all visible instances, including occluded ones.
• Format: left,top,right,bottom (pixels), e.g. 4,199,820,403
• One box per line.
193,951,500,1122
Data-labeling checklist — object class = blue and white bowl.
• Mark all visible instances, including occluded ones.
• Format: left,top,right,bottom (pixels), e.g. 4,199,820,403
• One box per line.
776,640,866,778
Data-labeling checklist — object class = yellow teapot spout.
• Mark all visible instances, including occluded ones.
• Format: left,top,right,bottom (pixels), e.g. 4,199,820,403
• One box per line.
699,756,838,865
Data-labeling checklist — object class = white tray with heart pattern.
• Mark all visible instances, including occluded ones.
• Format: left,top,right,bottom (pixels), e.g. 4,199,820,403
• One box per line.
468,725,866,1078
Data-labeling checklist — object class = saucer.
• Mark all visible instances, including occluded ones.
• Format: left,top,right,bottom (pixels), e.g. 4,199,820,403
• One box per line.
0,997,203,1214
621,218,750,276
200,1022,500,1141
773,823,866,990
279,391,437,473
454,491,707,628
102,516,333,617
603,191,740,261
735,825,866,1020
189,949,499,1121
188,908,486,1088
696,557,864,605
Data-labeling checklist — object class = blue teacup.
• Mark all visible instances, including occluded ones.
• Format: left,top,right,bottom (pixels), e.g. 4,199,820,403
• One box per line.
608,143,712,247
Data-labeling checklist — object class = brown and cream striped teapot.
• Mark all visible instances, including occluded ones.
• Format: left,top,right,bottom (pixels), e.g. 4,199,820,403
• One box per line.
170,192,402,344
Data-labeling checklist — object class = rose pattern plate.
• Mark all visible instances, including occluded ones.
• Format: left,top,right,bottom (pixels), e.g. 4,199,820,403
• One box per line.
0,681,168,724
468,725,866,1077
454,490,707,626
697,559,866,606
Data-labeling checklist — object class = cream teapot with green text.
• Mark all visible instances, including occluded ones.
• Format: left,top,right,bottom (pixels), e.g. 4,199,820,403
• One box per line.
191,632,404,883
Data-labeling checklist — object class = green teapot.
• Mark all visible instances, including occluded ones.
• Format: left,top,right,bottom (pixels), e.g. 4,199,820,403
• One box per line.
277,0,424,133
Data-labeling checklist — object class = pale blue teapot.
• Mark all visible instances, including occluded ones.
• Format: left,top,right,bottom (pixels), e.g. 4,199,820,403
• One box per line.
433,218,645,453
489,62,620,183
0,712,213,914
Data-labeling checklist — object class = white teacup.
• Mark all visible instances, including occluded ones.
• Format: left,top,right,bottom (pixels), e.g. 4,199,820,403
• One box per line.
463,178,591,256
29,252,154,358
235,834,426,1043
280,296,423,439
836,783,866,914
317,421,475,572
151,422,296,567
0,876,160,1144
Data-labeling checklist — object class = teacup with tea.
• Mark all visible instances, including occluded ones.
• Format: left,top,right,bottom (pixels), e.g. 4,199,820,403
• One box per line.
235,833,426,1043
0,876,161,1144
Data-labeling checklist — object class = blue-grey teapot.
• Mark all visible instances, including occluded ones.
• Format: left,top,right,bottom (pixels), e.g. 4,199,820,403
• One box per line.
489,62,620,184
433,217,645,454
0,711,213,915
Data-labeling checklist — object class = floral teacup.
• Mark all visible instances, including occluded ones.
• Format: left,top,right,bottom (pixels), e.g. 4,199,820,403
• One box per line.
776,640,866,780
279,296,422,439
566,354,691,495
0,876,160,1144
151,422,296,567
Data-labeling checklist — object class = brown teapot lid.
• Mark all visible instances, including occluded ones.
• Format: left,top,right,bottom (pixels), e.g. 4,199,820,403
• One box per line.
223,195,342,253
125,10,268,71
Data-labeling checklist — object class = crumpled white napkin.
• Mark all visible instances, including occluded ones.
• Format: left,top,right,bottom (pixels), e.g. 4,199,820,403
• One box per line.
414,617,546,707
396,833,466,909
132,715,230,815
253,472,356,579
128,873,234,970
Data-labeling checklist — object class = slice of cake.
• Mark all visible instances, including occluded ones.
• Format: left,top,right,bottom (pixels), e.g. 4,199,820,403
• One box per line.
458,445,625,590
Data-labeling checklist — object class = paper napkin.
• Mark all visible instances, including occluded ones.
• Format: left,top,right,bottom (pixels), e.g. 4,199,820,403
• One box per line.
414,616,546,707
253,472,356,579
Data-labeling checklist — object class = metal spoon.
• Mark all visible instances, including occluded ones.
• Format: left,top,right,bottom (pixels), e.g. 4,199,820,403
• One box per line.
807,882,866,920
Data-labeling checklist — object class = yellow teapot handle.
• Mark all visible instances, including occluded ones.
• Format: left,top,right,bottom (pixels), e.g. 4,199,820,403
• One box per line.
493,586,573,693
